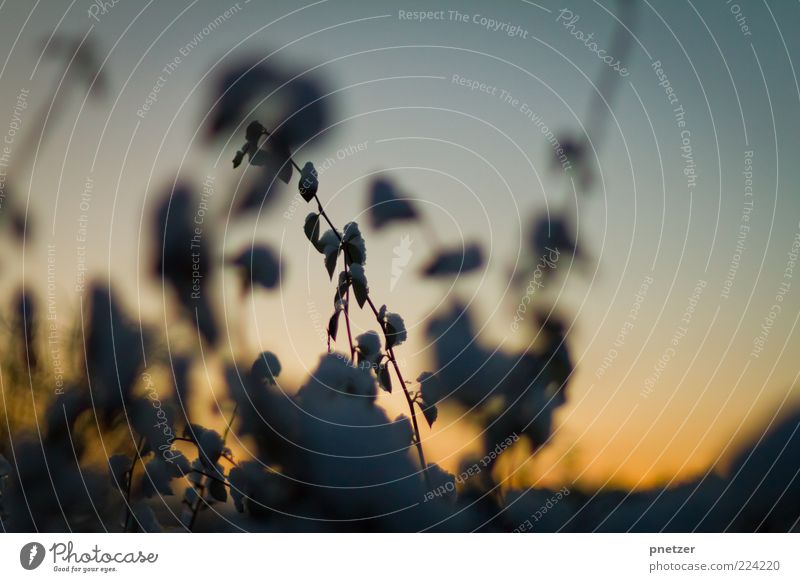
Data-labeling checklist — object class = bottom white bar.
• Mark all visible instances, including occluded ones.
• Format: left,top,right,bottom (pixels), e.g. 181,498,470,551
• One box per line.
0,534,796,580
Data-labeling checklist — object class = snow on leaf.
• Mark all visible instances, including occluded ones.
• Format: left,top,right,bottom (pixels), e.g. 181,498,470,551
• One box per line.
251,351,282,385
368,178,419,229
421,243,484,277
349,263,369,308
320,232,341,279
186,425,226,469
164,450,191,477
141,458,175,497
356,331,381,365
384,312,407,349
342,222,366,265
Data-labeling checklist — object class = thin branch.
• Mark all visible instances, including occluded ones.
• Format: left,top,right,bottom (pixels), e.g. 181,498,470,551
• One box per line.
245,128,432,491
190,468,230,487
314,194,431,490
342,260,356,360
366,296,430,487
122,436,146,532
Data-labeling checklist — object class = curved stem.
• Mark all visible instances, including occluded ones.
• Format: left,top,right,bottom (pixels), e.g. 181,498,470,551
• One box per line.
342,261,356,360
190,468,229,487
366,296,430,489
247,132,432,490
222,404,238,442
122,436,146,532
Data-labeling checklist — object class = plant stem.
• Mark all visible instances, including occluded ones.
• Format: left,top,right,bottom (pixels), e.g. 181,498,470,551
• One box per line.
190,468,229,486
250,132,432,491
222,404,238,442
188,401,238,531
187,480,205,531
312,192,431,490
122,436,146,532
342,260,356,361
365,296,430,489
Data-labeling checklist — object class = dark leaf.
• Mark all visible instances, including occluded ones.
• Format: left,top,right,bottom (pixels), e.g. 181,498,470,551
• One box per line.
419,400,438,428
228,467,246,513
328,309,342,341
303,212,321,249
208,477,228,503
251,351,282,385
334,271,350,308
108,454,130,489
298,162,318,202
421,243,484,277
368,178,419,229
531,215,576,259
141,458,176,497
378,365,393,393
186,424,226,469
152,184,218,345
232,245,281,291
324,244,339,279
418,371,445,405
349,263,369,308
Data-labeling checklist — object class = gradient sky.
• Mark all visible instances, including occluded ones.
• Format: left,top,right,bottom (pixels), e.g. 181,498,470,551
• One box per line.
2,0,799,489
